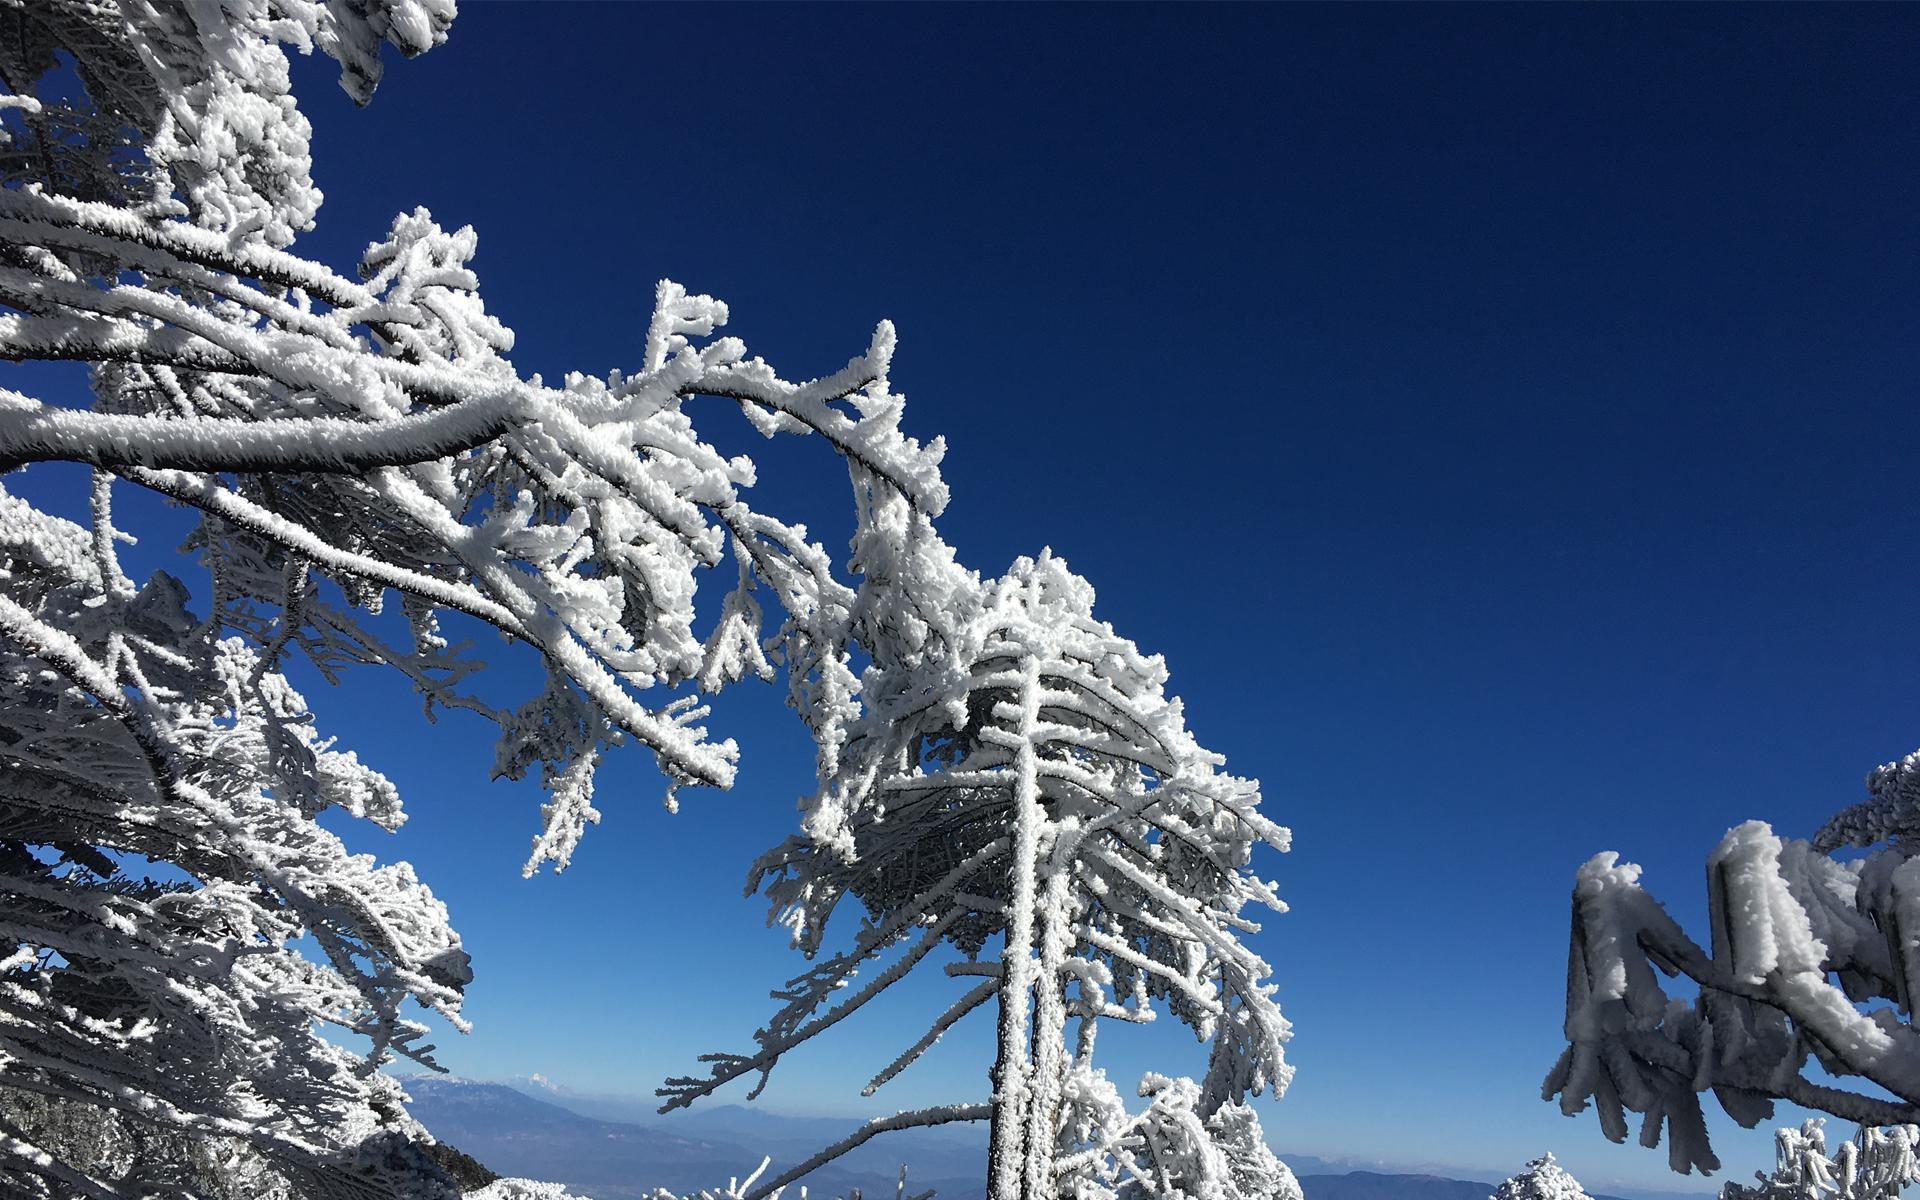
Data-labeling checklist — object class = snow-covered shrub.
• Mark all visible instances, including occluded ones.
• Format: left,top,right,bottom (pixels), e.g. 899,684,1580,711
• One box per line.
1053,1070,1301,1200
1491,1153,1590,1200
1547,750,1920,1175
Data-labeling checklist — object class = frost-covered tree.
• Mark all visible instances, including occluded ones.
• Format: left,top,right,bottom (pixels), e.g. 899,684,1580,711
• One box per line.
0,2,953,1197
1491,1153,1590,1200
1546,749,1920,1176
0,5,1298,1200
1719,1122,1920,1200
661,551,1295,1200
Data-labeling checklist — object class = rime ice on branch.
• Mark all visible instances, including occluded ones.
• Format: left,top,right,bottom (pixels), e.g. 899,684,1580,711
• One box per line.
1547,749,1920,1176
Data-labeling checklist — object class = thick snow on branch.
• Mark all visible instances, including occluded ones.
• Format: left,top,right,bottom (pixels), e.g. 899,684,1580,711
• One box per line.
1814,751,1920,855
1492,1153,1591,1200
1546,751,1920,1176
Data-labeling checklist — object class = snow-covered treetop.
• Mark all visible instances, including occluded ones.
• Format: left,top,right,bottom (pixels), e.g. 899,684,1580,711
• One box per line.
1492,1153,1591,1200
664,549,1291,1200
668,547,1291,1110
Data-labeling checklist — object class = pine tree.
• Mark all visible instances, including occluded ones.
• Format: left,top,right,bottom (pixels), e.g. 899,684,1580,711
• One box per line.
662,553,1294,1200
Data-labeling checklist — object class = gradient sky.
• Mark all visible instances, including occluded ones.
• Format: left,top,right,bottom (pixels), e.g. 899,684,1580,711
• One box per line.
19,3,1920,1196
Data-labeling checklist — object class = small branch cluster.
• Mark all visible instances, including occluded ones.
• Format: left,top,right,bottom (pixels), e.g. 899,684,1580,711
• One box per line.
1719,1122,1920,1200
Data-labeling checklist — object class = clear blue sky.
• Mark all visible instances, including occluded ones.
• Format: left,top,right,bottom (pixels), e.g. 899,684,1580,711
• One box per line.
26,3,1920,1195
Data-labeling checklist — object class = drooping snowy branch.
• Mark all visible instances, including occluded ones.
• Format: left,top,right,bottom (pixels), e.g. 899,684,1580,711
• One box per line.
1546,750,1920,1176
0,179,946,834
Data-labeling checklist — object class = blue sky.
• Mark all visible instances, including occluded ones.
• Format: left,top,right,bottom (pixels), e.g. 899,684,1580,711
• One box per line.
17,3,1920,1195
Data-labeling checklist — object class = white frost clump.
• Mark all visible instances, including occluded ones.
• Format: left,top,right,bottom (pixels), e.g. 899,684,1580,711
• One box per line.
1720,1122,1920,1200
1491,1153,1591,1200
1057,1070,1302,1200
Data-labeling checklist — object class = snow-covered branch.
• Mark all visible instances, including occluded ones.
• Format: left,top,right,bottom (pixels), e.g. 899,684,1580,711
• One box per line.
0,389,526,473
2,5,1300,1199
740,1105,993,1200
1547,750,1920,1175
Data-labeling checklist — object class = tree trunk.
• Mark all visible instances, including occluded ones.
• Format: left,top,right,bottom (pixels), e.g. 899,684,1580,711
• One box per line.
988,655,1046,1200
1021,870,1071,1200
986,981,1028,1200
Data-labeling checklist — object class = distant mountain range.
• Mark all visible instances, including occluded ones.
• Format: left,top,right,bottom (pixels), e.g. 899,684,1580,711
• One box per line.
401,1077,986,1200
399,1077,1706,1200
1293,1171,1649,1200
